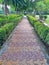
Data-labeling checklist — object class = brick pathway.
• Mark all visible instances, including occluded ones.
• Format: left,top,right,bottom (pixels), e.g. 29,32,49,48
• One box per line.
0,17,47,65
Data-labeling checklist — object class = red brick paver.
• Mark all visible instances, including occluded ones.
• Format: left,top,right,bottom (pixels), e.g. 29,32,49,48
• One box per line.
0,17,47,65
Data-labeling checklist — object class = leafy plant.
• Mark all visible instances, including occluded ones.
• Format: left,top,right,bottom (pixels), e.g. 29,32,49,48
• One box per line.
28,15,49,46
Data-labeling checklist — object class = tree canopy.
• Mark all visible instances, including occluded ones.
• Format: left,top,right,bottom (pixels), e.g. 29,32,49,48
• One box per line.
0,0,49,14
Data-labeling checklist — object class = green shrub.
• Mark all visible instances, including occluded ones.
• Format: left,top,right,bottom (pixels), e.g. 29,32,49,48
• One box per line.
7,14,22,25
40,26,49,41
44,15,47,19
7,15,17,22
45,33,49,44
0,15,7,27
28,16,37,25
0,14,22,28
0,28,6,46
0,18,7,27
28,15,49,46
0,15,6,18
34,22,42,33
34,22,49,41
0,14,22,46
2,23,14,37
0,23,14,46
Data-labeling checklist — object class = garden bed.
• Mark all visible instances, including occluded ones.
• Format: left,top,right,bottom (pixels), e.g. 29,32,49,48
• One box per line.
27,15,49,47
0,14,22,47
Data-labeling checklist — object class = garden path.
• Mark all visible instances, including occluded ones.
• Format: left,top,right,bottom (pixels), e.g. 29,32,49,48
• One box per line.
0,17,47,65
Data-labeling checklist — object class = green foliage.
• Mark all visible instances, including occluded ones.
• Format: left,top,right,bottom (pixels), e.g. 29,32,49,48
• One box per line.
0,0,49,14
43,0,49,11
45,33,49,44
0,14,22,27
0,18,7,27
7,14,18,22
0,14,22,47
36,1,46,12
28,15,49,46
0,28,6,46
44,15,47,19
27,15,37,26
35,23,49,41
46,15,49,25
2,23,14,37
0,23,14,46
0,0,2,3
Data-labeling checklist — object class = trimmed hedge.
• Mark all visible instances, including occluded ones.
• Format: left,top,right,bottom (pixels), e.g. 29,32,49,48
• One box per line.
28,16,49,46
0,14,22,28
7,15,22,25
28,16,37,26
0,15,7,27
0,18,7,27
7,14,18,23
0,23,14,46
0,14,22,47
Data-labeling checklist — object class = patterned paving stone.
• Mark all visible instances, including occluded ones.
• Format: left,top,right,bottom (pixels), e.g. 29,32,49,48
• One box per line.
0,17,47,65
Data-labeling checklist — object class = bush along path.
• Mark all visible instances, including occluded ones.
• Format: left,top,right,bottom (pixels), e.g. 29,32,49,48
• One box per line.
0,17,47,65
27,16,49,46
0,14,22,47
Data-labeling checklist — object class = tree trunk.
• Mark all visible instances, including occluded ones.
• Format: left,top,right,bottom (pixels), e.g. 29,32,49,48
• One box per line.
4,4,9,15
33,9,36,17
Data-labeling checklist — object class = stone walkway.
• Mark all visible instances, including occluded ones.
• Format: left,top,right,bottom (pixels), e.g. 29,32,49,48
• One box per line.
0,17,47,65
